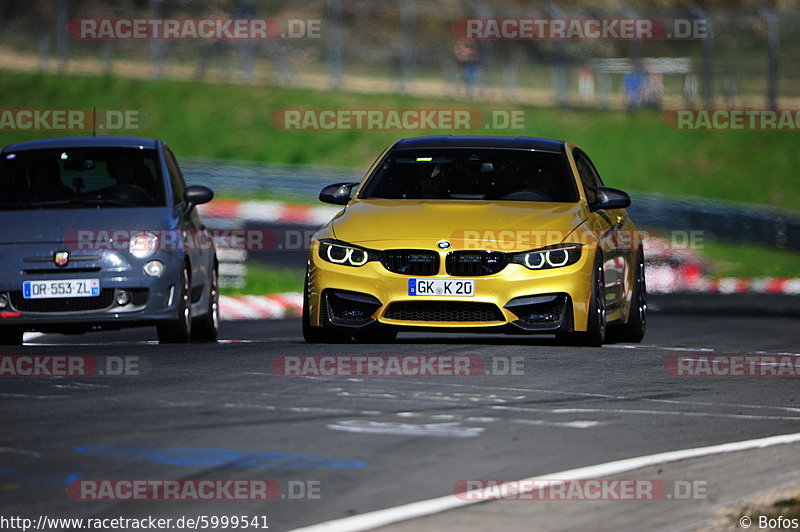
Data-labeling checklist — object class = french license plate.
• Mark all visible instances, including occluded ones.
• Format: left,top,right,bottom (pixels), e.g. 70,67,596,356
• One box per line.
408,278,475,297
22,279,100,299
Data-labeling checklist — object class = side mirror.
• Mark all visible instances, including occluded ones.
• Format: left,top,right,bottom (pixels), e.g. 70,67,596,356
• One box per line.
184,185,214,212
319,182,358,205
591,187,631,211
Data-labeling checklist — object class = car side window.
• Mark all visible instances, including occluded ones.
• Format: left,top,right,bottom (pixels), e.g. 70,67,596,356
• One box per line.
581,151,606,188
573,149,605,204
164,147,186,205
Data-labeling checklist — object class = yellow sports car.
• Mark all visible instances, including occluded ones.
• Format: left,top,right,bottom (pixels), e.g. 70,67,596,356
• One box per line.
303,136,646,346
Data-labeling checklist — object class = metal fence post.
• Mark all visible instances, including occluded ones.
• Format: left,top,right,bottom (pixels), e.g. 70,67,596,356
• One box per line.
546,2,569,107
101,42,113,74
758,7,779,110
149,0,165,79
398,0,416,93
692,7,714,108
238,0,256,84
326,0,343,90
56,0,69,73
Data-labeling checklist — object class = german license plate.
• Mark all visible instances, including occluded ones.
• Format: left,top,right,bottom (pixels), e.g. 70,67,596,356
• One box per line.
408,279,474,296
22,279,100,299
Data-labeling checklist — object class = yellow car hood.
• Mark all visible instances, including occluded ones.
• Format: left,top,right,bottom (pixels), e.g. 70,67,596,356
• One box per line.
331,200,589,251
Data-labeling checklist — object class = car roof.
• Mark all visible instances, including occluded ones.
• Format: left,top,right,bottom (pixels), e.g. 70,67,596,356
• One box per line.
1,136,161,153
391,135,566,154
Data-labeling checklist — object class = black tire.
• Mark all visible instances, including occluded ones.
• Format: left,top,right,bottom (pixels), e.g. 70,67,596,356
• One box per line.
191,266,219,342
0,327,23,345
157,266,192,344
608,249,646,343
353,324,397,343
302,276,351,344
557,253,606,347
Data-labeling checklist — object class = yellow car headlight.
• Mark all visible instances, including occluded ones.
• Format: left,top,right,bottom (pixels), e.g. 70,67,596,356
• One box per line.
511,244,582,270
319,240,377,268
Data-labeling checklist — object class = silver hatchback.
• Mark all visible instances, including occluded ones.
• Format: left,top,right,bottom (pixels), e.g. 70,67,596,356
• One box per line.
0,137,218,344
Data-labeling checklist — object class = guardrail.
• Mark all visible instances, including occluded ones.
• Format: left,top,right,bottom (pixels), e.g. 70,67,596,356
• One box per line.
186,159,800,253
202,217,247,289
628,193,800,252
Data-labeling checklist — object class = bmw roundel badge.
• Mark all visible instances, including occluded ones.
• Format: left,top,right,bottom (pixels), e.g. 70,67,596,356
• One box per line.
437,240,451,249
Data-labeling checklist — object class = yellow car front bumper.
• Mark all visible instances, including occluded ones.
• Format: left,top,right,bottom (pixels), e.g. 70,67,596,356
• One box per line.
307,240,596,333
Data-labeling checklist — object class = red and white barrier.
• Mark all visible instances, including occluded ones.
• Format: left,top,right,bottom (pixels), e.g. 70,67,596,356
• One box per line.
199,200,338,226
647,270,800,295
206,202,799,319
220,293,302,321
218,276,800,322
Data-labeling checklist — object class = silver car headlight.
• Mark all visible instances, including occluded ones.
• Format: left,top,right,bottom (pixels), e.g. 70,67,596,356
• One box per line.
511,244,582,270
129,232,159,259
319,240,376,267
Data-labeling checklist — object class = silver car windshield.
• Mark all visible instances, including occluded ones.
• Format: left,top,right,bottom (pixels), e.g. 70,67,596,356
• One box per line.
0,147,166,209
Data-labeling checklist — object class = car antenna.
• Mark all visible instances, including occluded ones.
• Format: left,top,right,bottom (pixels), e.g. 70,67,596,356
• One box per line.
92,107,97,136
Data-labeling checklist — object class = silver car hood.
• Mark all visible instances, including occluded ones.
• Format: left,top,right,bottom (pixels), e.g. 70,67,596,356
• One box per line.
0,207,178,245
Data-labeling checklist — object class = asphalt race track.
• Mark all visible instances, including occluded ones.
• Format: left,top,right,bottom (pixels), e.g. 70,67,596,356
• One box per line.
2,310,800,531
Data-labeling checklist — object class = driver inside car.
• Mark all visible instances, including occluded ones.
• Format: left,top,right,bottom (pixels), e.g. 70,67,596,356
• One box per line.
28,161,72,201
105,155,161,202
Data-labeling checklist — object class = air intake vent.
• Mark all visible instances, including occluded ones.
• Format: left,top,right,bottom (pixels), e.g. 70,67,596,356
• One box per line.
384,301,504,322
380,250,439,276
446,251,508,276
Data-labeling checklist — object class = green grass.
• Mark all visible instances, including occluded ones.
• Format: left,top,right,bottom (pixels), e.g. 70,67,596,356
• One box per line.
220,262,303,296
212,188,316,204
741,495,800,524
700,241,800,278
2,70,800,212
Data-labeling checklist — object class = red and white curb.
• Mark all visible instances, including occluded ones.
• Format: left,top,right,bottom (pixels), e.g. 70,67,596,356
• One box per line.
220,293,302,321
201,205,799,311
218,275,800,322
199,200,338,226
648,271,800,295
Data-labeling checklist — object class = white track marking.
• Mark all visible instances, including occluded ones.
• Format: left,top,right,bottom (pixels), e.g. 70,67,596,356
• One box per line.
288,431,800,532
185,373,800,417
0,447,42,458
218,403,599,429
0,393,68,399
51,382,112,390
389,380,800,415
222,403,382,416
491,405,800,422
506,419,602,429
609,344,715,353
327,420,485,438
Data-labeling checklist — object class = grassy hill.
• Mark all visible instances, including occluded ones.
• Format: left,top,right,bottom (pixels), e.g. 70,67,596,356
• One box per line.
1,70,799,212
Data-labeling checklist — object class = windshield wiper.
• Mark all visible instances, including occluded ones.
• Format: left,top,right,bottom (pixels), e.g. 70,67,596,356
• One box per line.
0,202,30,210
67,197,140,207
3,197,140,209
